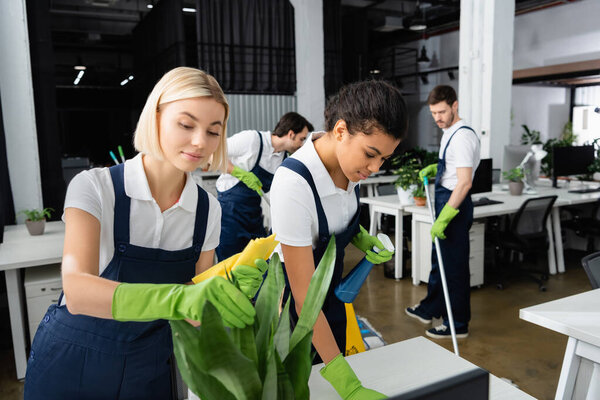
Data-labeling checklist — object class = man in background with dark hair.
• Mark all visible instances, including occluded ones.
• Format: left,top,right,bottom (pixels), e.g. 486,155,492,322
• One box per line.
216,112,313,260
405,85,480,339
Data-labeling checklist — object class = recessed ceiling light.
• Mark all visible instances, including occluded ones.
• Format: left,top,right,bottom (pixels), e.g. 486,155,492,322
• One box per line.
74,65,86,71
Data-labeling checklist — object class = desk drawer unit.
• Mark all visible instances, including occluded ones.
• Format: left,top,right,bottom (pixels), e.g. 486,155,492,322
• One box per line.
24,264,62,343
416,222,484,287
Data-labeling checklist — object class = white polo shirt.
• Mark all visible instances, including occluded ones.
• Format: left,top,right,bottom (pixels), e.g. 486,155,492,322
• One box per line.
216,130,287,193
438,120,481,191
270,133,359,259
63,153,221,278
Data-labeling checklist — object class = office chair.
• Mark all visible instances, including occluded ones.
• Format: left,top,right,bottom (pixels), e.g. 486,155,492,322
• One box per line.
581,251,600,289
561,199,600,252
491,195,557,291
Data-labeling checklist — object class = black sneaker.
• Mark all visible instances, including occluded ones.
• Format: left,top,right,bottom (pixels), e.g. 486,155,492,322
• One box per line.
426,324,469,339
405,304,432,324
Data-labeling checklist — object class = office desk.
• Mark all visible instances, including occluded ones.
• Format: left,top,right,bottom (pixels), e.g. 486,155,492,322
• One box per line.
405,192,569,286
308,336,534,399
359,195,409,279
520,289,600,400
0,221,65,380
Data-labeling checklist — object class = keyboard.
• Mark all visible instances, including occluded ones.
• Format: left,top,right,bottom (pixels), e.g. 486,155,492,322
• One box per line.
472,198,504,207
568,187,600,194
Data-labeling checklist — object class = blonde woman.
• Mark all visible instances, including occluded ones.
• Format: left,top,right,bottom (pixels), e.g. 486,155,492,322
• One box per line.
24,67,255,399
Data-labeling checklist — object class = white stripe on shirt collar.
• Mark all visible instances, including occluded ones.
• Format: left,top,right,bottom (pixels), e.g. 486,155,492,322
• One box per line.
124,153,198,213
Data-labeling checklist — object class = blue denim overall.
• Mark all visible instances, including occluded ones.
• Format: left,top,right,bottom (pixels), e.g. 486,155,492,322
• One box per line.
419,126,477,331
24,163,208,400
280,158,361,364
217,130,283,260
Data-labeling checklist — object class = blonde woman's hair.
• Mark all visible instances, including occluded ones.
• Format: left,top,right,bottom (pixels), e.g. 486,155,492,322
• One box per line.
133,67,229,172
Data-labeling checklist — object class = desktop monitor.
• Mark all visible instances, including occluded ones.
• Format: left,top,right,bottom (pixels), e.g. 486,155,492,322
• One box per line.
502,145,540,187
471,158,493,194
389,367,489,400
552,145,595,187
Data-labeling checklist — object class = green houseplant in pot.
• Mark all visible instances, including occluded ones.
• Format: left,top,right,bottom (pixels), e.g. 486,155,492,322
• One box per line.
175,236,337,400
412,183,427,206
502,168,525,196
20,207,54,236
393,158,419,205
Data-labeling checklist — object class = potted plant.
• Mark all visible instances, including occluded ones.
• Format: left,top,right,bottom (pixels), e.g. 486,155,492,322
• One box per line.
20,207,54,236
502,168,525,196
393,158,419,205
174,237,337,400
412,183,427,206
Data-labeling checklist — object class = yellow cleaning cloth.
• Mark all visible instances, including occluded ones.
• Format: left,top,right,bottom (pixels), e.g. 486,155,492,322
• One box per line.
192,234,279,283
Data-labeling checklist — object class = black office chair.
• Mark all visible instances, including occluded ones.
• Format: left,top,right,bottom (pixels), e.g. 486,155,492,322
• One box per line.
491,195,557,291
561,199,600,252
581,251,600,289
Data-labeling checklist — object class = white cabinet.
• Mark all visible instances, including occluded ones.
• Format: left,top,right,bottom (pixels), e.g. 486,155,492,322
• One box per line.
24,264,62,343
413,221,485,288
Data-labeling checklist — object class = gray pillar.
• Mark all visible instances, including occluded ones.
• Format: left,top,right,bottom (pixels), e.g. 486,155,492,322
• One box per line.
290,0,325,131
459,0,515,165
0,0,43,221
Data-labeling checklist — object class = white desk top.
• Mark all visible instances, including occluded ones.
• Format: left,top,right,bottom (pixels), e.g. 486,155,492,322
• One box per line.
0,221,65,271
308,336,534,399
520,289,600,348
359,194,405,208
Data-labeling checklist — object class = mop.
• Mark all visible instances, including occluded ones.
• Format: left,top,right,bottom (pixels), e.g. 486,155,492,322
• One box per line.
423,176,460,356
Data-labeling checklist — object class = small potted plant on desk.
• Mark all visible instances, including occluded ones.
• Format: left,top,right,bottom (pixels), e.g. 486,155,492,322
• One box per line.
20,207,54,236
503,168,525,196
412,183,427,206
393,158,420,205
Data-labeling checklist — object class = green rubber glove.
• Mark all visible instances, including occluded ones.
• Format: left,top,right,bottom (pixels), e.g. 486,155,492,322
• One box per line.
231,259,268,299
111,277,255,328
320,353,386,400
419,163,438,182
351,225,394,264
431,204,459,241
231,166,263,196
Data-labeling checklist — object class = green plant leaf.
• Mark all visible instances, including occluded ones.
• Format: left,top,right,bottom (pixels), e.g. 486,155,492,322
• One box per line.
289,235,336,353
283,331,314,400
254,253,284,380
170,320,236,400
231,323,259,367
275,350,295,399
261,346,277,400
181,302,262,400
273,295,291,361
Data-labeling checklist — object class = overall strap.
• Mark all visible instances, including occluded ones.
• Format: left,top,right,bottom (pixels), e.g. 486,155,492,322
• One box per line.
253,130,264,170
280,158,329,240
109,164,130,245
441,126,477,162
192,186,209,254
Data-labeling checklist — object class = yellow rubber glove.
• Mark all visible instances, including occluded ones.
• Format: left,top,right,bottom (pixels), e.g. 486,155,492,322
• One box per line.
419,163,438,182
111,277,255,328
231,166,263,196
431,204,459,241
320,353,386,399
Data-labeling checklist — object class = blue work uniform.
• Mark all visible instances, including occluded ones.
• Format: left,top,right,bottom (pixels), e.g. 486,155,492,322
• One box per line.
24,163,208,400
217,130,283,260
419,126,477,332
280,158,361,365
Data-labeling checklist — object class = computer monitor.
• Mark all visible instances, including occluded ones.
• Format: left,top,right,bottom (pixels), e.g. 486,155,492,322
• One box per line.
552,145,595,187
471,158,492,194
502,145,540,187
388,367,489,400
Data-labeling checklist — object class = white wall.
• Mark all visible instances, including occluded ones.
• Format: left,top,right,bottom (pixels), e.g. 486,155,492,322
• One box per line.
404,0,600,151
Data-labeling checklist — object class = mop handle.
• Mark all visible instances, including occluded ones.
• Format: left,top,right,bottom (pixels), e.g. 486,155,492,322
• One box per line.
423,177,460,356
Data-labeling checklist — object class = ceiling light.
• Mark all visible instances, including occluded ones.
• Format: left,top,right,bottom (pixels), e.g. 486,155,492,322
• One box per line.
120,79,129,86
74,65,86,71
369,69,381,75
417,46,430,64
182,7,196,13
409,1,427,31
147,4,153,8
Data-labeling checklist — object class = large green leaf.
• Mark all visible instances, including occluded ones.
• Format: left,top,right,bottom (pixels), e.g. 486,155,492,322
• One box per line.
261,346,277,400
230,323,258,367
275,350,295,399
289,236,337,352
193,302,262,400
273,296,291,361
283,331,314,400
254,253,284,379
170,320,236,400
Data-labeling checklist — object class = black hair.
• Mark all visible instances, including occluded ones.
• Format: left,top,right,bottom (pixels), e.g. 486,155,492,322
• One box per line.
272,112,314,137
324,80,408,141
427,85,457,106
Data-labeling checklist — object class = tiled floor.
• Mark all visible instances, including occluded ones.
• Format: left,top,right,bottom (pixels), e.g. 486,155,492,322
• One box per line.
0,246,591,400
